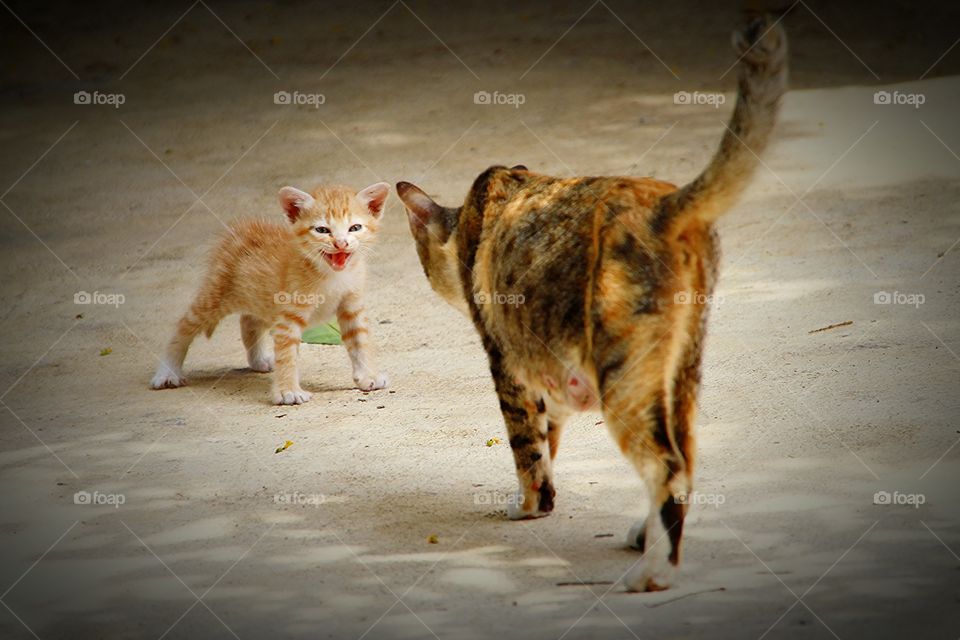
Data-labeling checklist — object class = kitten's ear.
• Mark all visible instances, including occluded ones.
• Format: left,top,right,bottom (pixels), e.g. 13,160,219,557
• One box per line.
511,164,528,171
396,181,442,227
357,182,390,218
278,187,314,222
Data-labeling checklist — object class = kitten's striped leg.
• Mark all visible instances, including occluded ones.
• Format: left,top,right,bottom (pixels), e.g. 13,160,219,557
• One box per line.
151,300,223,389
241,314,274,372
337,295,388,391
271,313,311,405
487,348,554,519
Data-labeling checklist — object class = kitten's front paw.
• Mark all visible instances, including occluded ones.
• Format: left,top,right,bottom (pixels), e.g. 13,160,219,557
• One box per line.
354,372,389,392
151,366,186,389
273,389,312,405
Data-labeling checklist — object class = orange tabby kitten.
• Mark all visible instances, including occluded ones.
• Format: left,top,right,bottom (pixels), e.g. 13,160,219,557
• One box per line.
150,182,390,404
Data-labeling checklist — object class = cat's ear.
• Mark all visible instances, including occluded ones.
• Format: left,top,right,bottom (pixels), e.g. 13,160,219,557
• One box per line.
357,182,390,218
278,187,315,223
511,164,528,171
396,181,442,227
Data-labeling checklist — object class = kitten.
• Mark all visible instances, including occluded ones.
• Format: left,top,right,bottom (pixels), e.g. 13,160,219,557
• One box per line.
396,17,787,591
151,182,391,404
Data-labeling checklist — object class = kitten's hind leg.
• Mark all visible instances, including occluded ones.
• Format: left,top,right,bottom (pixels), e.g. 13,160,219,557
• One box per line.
487,349,554,520
151,303,221,389
241,314,274,372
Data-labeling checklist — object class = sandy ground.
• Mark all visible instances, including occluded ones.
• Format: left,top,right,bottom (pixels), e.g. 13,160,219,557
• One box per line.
1,1,959,638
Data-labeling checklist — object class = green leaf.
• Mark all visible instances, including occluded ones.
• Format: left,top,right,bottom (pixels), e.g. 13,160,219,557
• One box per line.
301,322,342,345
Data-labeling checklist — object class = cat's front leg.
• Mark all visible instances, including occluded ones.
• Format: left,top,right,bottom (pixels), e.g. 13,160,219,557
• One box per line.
336,293,388,391
486,348,554,519
271,316,311,405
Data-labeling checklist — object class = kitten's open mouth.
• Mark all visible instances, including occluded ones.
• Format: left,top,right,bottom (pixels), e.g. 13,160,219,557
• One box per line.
323,251,352,271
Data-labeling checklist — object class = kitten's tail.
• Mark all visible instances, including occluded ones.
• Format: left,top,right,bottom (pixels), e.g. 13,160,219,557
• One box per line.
658,15,788,234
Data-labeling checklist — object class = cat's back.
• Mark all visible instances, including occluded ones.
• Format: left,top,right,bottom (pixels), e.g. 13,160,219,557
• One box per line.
479,170,678,257
474,169,684,347
210,217,293,266
476,171,679,302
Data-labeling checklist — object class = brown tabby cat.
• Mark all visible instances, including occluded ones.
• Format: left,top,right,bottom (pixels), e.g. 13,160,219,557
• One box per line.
397,17,787,591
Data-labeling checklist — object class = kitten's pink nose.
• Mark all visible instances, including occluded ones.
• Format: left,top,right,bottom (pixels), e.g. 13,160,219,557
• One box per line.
333,238,348,250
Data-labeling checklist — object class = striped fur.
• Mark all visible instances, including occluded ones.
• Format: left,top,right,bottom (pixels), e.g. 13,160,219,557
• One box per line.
397,17,787,591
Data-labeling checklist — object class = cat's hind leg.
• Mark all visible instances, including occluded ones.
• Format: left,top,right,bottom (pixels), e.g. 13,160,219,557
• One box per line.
151,296,225,389
543,402,572,462
487,348,555,520
241,314,274,372
600,368,691,592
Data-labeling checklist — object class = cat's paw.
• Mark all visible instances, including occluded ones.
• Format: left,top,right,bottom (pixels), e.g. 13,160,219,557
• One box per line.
273,389,312,405
354,372,389,392
151,366,186,389
506,488,553,520
627,519,647,551
248,354,275,373
624,559,676,593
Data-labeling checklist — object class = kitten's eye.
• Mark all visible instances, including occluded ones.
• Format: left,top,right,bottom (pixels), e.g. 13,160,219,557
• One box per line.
349,224,363,232
314,226,330,234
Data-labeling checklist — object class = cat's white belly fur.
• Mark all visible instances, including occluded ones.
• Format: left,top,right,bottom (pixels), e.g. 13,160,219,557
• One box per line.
307,266,363,324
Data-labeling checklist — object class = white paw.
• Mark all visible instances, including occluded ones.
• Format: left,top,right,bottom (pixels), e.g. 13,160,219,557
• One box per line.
506,490,550,521
273,389,312,405
624,559,676,593
354,372,389,392
151,365,186,389
627,519,647,550
249,354,275,373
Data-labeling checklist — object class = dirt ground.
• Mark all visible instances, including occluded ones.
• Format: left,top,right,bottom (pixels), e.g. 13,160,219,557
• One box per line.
1,1,959,638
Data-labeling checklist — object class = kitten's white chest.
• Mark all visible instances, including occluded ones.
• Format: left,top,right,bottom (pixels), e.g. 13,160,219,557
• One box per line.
309,266,363,323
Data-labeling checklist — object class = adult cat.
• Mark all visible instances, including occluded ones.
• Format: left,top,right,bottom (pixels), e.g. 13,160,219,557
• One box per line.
397,16,787,591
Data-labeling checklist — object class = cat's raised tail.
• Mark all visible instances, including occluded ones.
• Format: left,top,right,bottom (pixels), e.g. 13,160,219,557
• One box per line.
658,15,788,234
